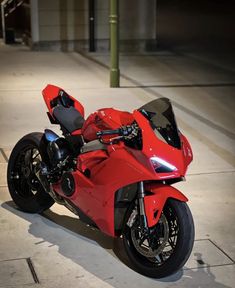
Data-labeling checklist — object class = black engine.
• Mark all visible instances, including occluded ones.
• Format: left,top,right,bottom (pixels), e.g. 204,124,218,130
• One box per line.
37,129,78,198
61,172,75,196
47,137,70,167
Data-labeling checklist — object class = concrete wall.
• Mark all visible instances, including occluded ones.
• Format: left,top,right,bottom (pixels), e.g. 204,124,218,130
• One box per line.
120,0,156,40
156,0,235,52
33,0,89,51
96,0,109,40
119,0,157,51
31,0,109,51
31,0,157,52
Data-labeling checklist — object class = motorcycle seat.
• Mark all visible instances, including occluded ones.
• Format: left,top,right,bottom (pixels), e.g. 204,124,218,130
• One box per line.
53,105,85,133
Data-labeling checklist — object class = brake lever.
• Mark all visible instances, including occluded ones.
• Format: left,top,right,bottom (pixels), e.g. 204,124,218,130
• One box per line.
98,135,123,145
109,135,124,142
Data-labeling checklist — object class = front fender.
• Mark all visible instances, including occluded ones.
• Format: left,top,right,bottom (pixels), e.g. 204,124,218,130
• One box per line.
144,183,188,227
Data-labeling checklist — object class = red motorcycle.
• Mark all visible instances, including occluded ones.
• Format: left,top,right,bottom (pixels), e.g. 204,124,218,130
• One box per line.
7,84,194,278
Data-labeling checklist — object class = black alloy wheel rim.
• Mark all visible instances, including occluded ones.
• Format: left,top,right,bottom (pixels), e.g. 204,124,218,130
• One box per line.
10,146,43,199
130,204,180,266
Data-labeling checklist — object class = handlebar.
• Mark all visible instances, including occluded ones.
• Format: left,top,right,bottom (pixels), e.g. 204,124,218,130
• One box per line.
96,129,121,137
96,125,138,138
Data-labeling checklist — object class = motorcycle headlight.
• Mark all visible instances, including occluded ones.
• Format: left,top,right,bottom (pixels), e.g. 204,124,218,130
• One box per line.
150,156,177,173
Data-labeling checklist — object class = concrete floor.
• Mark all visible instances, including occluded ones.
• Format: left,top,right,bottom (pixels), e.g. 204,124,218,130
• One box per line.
0,41,235,288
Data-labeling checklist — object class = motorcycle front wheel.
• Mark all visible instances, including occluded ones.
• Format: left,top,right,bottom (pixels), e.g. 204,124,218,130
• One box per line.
123,199,194,278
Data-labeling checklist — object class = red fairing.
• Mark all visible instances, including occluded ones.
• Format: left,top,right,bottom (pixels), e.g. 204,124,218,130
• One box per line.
77,150,109,172
181,133,193,168
133,110,189,178
82,108,134,141
52,110,191,237
52,144,156,236
144,183,188,228
42,84,84,117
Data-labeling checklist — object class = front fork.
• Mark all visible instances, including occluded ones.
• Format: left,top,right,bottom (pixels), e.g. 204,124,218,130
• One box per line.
138,181,148,229
128,181,188,230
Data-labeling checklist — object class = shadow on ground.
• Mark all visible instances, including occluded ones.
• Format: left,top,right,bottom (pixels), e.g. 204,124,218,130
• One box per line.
1,201,232,288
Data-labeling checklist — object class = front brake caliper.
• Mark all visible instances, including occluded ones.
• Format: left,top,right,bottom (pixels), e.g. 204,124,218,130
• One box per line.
127,208,138,228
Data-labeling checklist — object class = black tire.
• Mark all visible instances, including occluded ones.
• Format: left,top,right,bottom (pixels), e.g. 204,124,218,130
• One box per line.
7,132,54,213
123,199,195,278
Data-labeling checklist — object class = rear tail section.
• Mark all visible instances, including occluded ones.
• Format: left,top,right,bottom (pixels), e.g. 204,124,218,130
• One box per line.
42,84,85,135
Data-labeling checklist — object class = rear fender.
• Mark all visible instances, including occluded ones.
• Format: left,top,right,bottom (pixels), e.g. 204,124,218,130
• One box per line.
144,183,188,227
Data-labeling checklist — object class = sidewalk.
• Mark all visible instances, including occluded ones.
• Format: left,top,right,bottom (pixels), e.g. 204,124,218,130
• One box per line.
0,42,234,288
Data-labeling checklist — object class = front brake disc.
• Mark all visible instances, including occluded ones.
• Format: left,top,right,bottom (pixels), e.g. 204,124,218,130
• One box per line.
131,214,169,258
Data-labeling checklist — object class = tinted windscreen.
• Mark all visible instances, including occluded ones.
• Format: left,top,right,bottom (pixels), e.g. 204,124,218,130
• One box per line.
138,98,181,149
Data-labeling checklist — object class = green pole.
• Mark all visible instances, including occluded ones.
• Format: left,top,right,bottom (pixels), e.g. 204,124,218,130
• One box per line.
110,0,120,87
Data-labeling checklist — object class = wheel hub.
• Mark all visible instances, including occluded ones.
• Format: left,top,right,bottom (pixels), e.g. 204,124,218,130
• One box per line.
22,166,31,178
131,214,169,258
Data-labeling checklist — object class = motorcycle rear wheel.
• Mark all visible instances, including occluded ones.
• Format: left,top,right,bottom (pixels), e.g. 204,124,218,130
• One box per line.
123,199,194,278
7,132,54,213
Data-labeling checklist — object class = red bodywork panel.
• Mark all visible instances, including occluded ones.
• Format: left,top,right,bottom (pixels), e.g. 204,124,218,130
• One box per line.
181,133,193,167
82,108,134,141
144,183,188,227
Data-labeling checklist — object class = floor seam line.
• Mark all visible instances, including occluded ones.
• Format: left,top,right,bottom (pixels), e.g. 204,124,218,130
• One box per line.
208,239,235,264
26,257,40,284
0,148,8,163
188,170,235,176
184,263,235,270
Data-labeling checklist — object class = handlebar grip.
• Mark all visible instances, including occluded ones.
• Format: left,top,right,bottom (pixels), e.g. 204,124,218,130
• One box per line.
97,129,121,137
